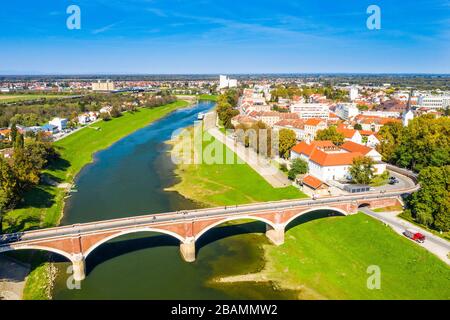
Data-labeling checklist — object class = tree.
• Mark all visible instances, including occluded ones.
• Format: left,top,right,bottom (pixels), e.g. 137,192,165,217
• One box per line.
349,156,375,185
354,123,362,130
377,115,450,172
10,124,18,143
110,106,122,118
408,166,450,232
13,133,24,150
316,126,345,146
278,129,297,159
288,158,308,180
100,112,111,121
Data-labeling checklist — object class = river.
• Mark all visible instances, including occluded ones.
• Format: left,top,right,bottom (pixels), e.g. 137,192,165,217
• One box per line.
52,101,297,300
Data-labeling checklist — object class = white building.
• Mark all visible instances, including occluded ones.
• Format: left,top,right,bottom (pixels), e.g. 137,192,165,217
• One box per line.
349,86,359,101
290,103,329,120
335,103,359,120
304,118,327,142
402,110,415,127
92,80,115,92
49,118,68,131
417,95,450,110
291,140,385,182
219,75,238,89
361,110,401,118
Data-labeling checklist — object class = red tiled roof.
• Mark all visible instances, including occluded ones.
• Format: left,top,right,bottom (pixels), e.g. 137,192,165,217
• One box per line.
275,119,305,129
337,127,358,139
309,149,362,166
302,175,327,190
359,130,376,136
340,141,373,156
305,118,325,126
291,141,336,157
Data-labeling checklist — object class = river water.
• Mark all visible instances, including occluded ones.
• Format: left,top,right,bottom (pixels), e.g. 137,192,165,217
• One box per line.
52,101,297,299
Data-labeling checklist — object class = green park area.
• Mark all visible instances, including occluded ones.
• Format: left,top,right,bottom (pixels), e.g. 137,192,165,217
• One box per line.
260,213,450,299
169,130,306,207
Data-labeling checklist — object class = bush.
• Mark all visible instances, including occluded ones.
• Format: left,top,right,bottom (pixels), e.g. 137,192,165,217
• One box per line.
288,158,308,180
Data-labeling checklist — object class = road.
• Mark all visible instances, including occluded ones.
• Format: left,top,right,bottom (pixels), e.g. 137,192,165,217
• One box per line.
360,207,450,265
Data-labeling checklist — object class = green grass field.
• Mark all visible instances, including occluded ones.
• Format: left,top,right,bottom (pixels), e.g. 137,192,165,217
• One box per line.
170,130,306,207
263,213,450,299
198,94,218,101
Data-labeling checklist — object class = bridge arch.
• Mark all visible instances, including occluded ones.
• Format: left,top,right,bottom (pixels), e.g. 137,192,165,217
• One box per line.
1,245,74,262
83,227,186,259
283,206,348,229
194,215,277,242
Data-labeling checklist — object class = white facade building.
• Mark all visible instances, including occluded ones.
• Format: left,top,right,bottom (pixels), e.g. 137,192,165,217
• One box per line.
335,103,359,120
417,95,450,110
49,118,68,131
290,103,329,119
402,110,415,127
92,80,115,92
349,87,359,101
361,110,401,118
219,75,238,89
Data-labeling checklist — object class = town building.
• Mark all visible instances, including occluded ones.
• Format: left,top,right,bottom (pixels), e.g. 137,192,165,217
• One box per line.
417,95,450,110
336,126,363,144
92,80,115,92
49,117,68,131
304,118,327,142
219,75,238,89
291,140,385,183
335,103,359,120
349,86,359,101
273,119,305,141
402,110,415,127
290,103,329,120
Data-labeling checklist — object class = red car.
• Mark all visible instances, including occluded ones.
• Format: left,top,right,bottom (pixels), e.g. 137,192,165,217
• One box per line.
403,229,426,243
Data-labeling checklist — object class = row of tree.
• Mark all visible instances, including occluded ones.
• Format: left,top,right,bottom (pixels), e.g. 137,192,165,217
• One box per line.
270,85,350,102
216,90,240,129
377,115,450,232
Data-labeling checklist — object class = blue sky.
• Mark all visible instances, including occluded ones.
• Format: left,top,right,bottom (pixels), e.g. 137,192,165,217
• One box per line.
0,0,449,74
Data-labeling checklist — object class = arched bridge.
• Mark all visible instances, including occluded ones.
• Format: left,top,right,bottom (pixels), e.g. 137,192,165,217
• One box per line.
0,177,418,282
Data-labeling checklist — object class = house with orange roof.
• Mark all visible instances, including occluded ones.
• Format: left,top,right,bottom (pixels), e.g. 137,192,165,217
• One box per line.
291,140,386,182
0,128,11,141
304,118,327,142
354,115,401,132
273,119,305,140
336,126,362,144
358,130,380,148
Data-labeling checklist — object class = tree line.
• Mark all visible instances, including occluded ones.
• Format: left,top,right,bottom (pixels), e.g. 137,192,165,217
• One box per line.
377,115,450,232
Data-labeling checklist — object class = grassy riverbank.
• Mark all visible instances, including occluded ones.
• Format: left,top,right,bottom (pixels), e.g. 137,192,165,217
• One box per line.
3,100,189,299
169,129,306,206
198,94,218,101
254,213,450,299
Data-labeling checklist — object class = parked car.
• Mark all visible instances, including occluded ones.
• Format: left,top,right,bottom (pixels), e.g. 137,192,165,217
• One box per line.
389,177,400,185
403,229,426,243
